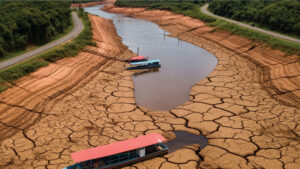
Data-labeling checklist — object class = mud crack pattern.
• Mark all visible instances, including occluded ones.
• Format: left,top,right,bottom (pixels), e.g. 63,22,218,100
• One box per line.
0,6,299,169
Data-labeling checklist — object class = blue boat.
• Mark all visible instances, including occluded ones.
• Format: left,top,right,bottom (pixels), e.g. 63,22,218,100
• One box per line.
127,63,161,70
130,60,160,66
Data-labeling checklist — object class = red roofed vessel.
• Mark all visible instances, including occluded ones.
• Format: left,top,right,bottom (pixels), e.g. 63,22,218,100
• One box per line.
63,133,168,169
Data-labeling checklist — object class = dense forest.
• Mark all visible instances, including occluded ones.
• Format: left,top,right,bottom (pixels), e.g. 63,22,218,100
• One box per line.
209,0,300,37
0,1,71,57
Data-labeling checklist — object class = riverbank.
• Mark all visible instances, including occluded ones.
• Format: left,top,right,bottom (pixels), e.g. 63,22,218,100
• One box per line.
0,4,299,169
0,14,127,167
71,1,110,8
0,14,204,168
103,4,300,109
101,5,300,169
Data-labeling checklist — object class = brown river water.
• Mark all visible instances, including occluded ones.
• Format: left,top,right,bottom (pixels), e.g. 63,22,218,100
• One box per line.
85,5,215,151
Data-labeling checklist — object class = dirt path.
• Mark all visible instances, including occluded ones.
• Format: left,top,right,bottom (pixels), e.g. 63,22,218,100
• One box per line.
0,4,299,169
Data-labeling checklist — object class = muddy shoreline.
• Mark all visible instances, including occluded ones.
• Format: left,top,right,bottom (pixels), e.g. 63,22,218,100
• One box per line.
103,4,300,109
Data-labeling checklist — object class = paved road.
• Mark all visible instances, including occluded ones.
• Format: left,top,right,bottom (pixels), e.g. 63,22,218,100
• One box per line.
201,4,300,44
0,11,84,70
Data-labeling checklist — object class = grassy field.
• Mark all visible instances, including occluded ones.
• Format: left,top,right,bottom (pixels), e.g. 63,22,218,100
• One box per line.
0,9,95,92
115,0,300,56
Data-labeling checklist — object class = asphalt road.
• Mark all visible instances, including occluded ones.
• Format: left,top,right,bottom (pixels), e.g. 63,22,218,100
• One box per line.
201,4,300,44
0,11,84,70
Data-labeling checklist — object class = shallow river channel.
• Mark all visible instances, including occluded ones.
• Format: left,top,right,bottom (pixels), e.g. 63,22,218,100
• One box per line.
85,5,217,111
85,5,215,150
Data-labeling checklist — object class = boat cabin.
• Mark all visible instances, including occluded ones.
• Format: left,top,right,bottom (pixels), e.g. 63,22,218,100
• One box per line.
130,59,160,66
63,133,168,169
126,56,148,62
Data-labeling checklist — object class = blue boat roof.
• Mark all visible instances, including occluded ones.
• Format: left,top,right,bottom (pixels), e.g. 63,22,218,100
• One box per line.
130,59,160,65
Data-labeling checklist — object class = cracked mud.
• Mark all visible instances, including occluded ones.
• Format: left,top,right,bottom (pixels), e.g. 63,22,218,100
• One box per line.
0,3,300,169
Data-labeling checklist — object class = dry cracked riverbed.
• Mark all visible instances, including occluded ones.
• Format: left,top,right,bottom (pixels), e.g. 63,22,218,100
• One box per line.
0,5,300,169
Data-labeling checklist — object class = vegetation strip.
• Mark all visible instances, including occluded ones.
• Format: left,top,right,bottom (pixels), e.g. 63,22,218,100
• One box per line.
208,0,300,39
115,0,300,56
0,9,95,92
0,1,72,58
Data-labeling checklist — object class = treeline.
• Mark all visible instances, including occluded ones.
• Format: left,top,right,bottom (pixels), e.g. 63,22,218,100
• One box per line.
0,1,71,57
0,9,95,91
209,0,300,36
115,0,215,22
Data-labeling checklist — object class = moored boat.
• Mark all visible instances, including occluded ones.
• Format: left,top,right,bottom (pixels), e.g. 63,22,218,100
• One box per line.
127,59,161,70
63,133,168,169
127,63,161,70
130,59,160,66
125,56,148,63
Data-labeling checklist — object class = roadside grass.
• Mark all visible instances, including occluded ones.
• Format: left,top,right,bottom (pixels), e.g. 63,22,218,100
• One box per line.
115,0,300,57
0,10,95,92
0,13,74,63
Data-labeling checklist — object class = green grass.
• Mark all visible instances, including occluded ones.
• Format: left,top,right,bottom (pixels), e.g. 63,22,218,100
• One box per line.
0,10,95,92
0,13,74,62
115,0,300,57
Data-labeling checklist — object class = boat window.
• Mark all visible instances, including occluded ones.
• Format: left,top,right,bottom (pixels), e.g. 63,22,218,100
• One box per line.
119,152,129,161
110,154,119,163
102,156,110,166
79,161,92,169
128,150,137,158
92,159,102,168
67,165,79,169
145,145,157,155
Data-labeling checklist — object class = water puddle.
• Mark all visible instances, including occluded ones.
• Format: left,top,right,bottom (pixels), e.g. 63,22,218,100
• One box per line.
85,5,218,111
166,131,208,153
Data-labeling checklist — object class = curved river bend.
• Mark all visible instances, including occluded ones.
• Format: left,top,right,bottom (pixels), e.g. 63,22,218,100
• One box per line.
85,5,216,150
85,5,217,111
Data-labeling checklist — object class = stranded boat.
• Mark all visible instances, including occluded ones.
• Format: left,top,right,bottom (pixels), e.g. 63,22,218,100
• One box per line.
63,133,168,169
127,60,161,70
125,56,148,63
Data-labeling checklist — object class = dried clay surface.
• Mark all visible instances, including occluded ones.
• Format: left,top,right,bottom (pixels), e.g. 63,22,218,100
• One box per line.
0,14,203,169
0,4,299,169
102,5,300,169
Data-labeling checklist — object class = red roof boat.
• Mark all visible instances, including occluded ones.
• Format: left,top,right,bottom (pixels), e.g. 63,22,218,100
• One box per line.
63,133,168,169
125,56,148,62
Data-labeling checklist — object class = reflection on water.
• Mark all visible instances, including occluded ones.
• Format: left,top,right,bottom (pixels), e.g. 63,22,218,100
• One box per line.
133,68,160,76
85,5,218,111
